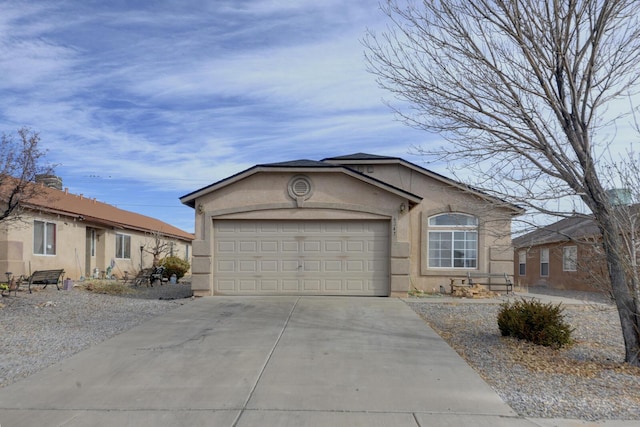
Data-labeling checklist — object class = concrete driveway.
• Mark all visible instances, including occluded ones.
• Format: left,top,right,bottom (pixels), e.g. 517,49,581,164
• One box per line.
0,296,540,426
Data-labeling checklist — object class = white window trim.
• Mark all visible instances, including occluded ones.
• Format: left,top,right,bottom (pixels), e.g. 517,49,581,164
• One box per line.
90,229,96,257
563,246,578,272
33,220,56,256
427,213,478,269
115,233,132,259
518,251,526,276
540,248,550,277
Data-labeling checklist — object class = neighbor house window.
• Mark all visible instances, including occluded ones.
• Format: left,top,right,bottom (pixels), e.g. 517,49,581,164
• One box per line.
34,220,56,255
540,248,549,276
185,244,190,261
428,213,478,268
518,251,526,276
116,233,131,259
563,246,577,271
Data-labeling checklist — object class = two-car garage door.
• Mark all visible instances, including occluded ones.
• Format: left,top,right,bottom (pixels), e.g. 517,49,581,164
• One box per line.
213,220,389,296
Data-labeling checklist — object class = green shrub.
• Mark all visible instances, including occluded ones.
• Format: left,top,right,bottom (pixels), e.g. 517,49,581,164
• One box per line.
497,298,573,348
160,256,190,280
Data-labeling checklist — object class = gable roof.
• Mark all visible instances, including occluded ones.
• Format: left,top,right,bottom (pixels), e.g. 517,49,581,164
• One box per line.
180,158,424,208
180,153,526,214
1,178,193,241
259,159,334,168
324,153,524,215
325,153,395,161
512,215,599,248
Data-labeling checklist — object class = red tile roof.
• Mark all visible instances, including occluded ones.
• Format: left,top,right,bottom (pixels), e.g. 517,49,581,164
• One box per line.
2,178,193,241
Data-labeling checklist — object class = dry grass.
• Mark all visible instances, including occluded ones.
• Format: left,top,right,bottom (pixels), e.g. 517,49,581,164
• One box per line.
500,337,640,378
78,280,135,296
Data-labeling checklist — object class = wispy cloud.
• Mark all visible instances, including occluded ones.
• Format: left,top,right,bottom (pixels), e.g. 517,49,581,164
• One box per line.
0,0,441,232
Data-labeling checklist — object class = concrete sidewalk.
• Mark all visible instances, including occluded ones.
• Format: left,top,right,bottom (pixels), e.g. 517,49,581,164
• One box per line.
0,297,632,426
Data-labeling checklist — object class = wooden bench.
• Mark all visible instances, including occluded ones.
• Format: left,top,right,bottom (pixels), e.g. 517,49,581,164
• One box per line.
466,272,513,294
28,269,65,293
133,268,153,287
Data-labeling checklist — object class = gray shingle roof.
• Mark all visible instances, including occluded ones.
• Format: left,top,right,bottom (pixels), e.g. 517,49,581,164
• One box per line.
512,215,599,247
322,153,398,161
258,159,334,168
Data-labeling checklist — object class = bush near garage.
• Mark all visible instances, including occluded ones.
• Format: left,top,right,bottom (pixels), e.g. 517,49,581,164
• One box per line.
160,256,190,281
497,298,574,348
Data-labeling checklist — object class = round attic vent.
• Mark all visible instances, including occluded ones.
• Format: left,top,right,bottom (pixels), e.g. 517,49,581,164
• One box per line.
288,175,313,201
292,178,310,196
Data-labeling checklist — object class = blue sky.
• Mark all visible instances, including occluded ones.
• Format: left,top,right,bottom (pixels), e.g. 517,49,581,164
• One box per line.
0,0,436,233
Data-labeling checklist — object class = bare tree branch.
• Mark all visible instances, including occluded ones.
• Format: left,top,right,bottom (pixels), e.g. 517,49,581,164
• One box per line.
0,127,53,223
365,0,640,365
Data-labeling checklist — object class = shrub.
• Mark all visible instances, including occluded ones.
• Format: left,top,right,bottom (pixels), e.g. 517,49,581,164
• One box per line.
497,298,573,348
160,256,190,280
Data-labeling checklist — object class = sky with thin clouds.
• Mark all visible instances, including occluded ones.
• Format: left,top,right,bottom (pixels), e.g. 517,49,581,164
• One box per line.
0,0,436,233
2,1,638,234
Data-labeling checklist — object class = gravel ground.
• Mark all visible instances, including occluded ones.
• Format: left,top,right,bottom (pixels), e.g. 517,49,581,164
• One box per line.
2,284,639,421
407,288,640,421
0,281,194,388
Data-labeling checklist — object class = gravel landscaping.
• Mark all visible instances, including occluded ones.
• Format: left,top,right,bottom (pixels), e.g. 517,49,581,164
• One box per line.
0,281,194,388
1,284,639,421
407,289,640,421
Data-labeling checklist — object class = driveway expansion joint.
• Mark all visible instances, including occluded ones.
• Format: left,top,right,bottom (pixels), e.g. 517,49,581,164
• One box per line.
231,297,300,427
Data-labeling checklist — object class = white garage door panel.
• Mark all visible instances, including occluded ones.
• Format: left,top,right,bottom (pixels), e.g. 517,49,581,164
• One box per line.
213,220,389,296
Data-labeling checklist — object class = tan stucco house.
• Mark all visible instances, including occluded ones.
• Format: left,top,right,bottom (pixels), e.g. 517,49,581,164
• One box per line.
0,176,193,282
180,153,522,297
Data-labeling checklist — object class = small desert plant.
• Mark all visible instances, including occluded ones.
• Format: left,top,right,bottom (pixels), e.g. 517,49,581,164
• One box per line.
81,280,134,296
160,256,190,281
497,298,573,348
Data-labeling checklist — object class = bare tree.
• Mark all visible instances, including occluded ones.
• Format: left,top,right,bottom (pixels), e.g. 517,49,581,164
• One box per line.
0,127,52,222
143,230,174,267
364,0,640,365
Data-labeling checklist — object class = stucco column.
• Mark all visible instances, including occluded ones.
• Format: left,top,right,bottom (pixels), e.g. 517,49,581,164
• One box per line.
190,239,212,296
390,241,411,297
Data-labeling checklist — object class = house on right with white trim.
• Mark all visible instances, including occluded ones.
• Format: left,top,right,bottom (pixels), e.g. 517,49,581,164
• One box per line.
512,215,607,292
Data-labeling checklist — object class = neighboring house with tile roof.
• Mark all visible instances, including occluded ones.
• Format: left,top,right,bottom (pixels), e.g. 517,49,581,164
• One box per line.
181,152,523,297
512,215,608,292
0,176,193,282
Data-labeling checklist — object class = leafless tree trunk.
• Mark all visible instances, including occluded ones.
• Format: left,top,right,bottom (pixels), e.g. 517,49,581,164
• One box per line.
0,127,52,222
365,0,640,365
143,230,173,267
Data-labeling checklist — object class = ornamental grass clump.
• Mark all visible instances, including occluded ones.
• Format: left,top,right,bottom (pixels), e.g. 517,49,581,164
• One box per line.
497,298,573,348
82,280,134,296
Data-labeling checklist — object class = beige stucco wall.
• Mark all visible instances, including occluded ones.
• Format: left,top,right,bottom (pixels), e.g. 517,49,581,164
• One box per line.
188,165,516,297
0,211,191,282
189,171,411,296
361,163,515,293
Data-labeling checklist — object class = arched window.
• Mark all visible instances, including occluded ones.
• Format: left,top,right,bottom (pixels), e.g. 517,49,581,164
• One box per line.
428,213,478,268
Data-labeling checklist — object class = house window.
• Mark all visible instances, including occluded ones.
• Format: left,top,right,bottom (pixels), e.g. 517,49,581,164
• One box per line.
34,220,56,255
185,244,190,261
518,251,526,275
428,213,478,268
540,248,549,276
563,246,577,271
90,230,96,257
116,233,131,259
